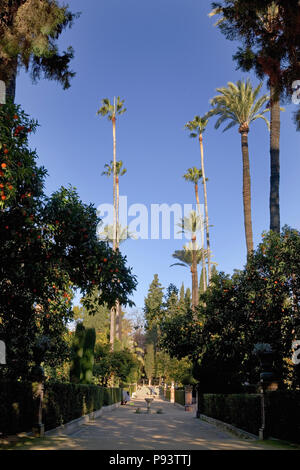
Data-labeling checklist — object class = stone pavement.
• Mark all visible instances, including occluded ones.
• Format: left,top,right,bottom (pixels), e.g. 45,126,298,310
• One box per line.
15,392,290,450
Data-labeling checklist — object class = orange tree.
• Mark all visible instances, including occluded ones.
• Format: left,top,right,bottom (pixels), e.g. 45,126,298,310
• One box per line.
159,228,300,391
0,103,137,380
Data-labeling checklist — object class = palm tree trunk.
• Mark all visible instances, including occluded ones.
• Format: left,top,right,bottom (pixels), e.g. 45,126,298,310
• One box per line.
191,236,199,309
110,305,115,351
199,135,212,283
270,85,280,233
110,112,117,350
240,129,253,254
195,184,207,292
115,175,120,341
112,115,117,251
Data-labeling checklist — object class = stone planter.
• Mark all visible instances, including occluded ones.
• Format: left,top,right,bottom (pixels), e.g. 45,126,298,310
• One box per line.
184,385,193,412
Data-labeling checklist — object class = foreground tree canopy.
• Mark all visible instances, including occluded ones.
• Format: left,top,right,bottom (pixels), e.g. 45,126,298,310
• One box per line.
0,102,137,379
158,227,300,391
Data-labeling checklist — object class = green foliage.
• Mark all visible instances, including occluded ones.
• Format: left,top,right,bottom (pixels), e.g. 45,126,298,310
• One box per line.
175,389,185,406
202,393,261,436
0,103,136,381
144,274,164,330
144,343,155,383
0,381,123,435
211,1,300,98
0,0,79,96
208,79,270,132
93,345,141,386
70,324,96,384
159,228,300,391
202,391,300,443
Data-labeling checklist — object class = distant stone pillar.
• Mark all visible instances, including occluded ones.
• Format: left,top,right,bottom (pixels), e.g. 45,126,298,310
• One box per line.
185,385,193,412
163,383,167,398
170,381,175,403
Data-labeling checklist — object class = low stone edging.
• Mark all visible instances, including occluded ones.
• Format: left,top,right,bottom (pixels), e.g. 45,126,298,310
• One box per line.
44,402,121,437
200,413,258,440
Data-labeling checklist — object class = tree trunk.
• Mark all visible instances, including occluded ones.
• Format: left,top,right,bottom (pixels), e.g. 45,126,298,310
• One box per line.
110,113,117,349
270,85,280,233
115,175,121,341
199,135,212,283
191,235,199,309
112,115,117,250
2,59,17,103
195,184,207,292
240,130,253,254
110,305,115,351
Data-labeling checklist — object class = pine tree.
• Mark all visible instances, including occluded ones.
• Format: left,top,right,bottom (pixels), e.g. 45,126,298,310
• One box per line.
0,0,79,102
144,274,164,330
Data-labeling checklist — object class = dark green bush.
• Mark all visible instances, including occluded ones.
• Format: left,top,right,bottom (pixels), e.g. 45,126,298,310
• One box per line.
103,387,122,406
267,391,300,444
0,381,122,435
175,390,185,406
202,394,261,436
0,381,34,435
202,392,300,443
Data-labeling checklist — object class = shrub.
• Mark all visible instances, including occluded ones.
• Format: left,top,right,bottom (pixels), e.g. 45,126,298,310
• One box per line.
201,391,300,443
175,390,185,406
267,391,300,444
0,381,122,435
202,393,261,436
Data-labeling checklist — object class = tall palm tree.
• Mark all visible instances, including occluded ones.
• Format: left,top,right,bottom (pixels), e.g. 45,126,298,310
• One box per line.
208,79,270,254
183,167,207,292
184,117,212,283
209,3,282,233
97,97,126,350
97,98,126,250
171,243,208,309
177,211,203,308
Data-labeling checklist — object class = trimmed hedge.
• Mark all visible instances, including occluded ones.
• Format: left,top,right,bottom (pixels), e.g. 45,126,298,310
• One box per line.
201,392,300,443
268,391,300,444
202,393,261,436
175,390,185,406
0,381,122,435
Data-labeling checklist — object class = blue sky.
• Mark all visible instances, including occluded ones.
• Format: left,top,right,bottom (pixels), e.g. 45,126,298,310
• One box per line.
16,0,300,314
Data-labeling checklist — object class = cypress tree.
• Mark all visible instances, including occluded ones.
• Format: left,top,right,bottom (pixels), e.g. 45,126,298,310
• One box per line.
70,323,86,384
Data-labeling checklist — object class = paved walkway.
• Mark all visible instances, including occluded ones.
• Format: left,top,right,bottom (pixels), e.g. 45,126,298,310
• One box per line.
15,392,289,450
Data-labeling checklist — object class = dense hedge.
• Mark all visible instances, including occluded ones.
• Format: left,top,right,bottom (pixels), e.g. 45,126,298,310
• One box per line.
268,391,300,444
202,393,261,436
0,381,123,435
175,390,185,406
0,381,34,435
